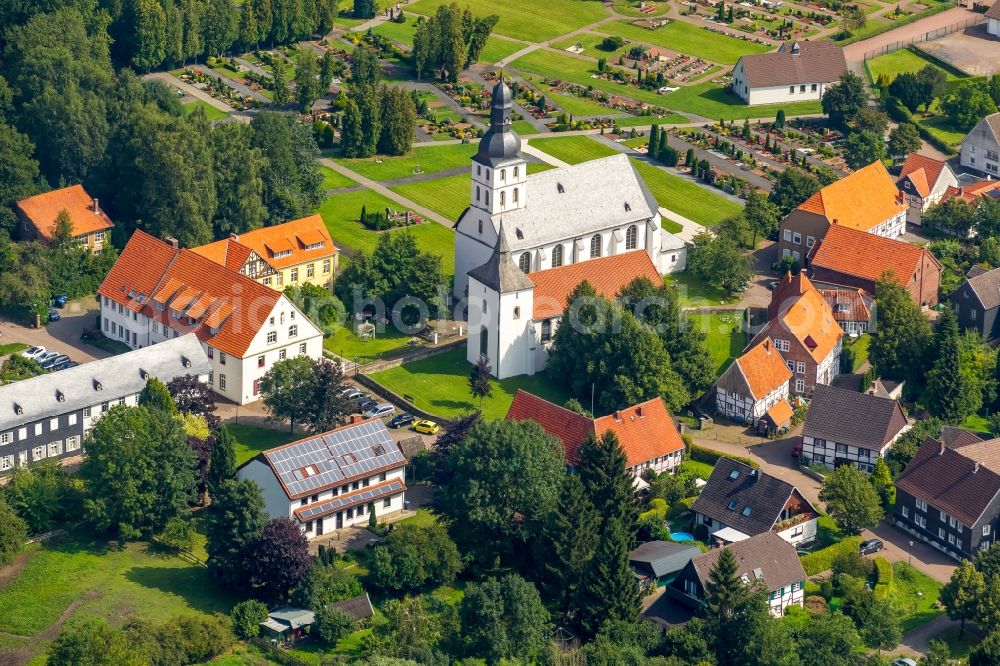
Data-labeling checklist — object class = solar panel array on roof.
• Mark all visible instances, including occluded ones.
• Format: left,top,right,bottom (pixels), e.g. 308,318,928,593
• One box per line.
264,420,405,498
296,480,404,521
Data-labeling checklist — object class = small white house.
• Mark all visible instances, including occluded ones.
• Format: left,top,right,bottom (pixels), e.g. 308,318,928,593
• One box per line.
988,2,1000,37
731,41,847,105
237,419,408,539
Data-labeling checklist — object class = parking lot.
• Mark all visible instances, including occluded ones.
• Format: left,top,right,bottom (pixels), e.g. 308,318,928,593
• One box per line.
919,23,1000,77
0,297,109,365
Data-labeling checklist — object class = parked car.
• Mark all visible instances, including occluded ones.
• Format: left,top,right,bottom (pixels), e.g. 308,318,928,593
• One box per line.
60,361,79,370
352,392,372,404
388,413,415,429
859,539,884,555
34,351,60,365
337,386,358,397
52,295,68,308
21,346,46,359
41,354,69,370
357,399,377,414
50,358,74,371
47,308,61,322
890,659,916,666
791,439,802,457
412,420,441,435
363,403,395,420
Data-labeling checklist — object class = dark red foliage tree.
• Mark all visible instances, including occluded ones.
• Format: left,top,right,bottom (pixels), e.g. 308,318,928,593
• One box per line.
243,518,312,604
167,374,220,429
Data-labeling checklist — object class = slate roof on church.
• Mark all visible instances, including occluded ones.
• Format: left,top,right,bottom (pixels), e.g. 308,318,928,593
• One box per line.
467,222,534,293
497,154,661,252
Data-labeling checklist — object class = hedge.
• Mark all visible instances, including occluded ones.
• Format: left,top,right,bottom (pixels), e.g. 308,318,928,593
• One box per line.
874,556,893,586
688,443,759,470
667,496,698,519
874,582,891,601
884,96,956,156
801,536,862,576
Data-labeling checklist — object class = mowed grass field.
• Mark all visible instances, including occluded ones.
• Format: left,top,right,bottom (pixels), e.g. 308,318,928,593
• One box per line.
601,20,770,64
371,15,419,46
528,135,620,164
406,0,608,42
182,100,229,121
390,173,470,222
692,311,746,373
228,423,300,464
541,86,618,116
866,47,963,82
315,190,456,273
629,158,742,227
320,165,357,190
334,143,476,181
370,345,572,420
479,35,530,64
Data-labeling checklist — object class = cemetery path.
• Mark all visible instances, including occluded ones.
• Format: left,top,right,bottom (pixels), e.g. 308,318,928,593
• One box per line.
145,72,235,113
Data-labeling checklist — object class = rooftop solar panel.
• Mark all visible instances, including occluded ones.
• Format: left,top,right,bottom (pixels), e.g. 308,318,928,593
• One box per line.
296,480,404,521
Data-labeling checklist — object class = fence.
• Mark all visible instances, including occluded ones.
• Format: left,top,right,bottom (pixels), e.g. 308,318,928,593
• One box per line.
861,15,987,61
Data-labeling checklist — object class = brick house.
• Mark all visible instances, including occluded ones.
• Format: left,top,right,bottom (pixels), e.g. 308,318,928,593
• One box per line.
15,184,114,252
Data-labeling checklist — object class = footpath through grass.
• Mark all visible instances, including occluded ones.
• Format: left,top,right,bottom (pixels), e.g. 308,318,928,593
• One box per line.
320,165,357,190
370,345,572,420
528,135,620,164
390,173,470,222
630,158,743,226
406,0,608,42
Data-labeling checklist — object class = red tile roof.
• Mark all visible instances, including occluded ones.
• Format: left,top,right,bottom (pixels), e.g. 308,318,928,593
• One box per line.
767,282,843,364
16,184,114,241
797,161,906,232
809,224,940,287
530,251,663,320
734,338,793,400
765,399,793,426
940,180,1000,206
98,230,284,358
899,153,948,198
191,215,337,273
506,389,684,468
819,288,872,323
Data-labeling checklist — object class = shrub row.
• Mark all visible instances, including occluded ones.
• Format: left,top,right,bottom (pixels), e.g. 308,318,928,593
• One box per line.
801,536,862,576
883,96,955,156
874,556,893,586
874,582,891,601
688,443,759,470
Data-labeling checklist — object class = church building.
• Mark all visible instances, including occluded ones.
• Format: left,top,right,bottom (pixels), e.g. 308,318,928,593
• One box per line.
458,80,687,379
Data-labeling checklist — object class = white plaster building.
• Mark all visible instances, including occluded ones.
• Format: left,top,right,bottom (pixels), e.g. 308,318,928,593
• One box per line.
959,112,1000,177
988,2,1000,37
458,80,686,379
731,41,846,106
98,230,323,405
237,419,407,539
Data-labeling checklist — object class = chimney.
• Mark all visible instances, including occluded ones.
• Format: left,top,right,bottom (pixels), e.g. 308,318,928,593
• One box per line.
764,339,770,351
791,42,800,55
350,414,364,424
832,218,839,225
750,468,758,482
637,405,644,417
166,237,179,250
939,440,945,455
93,197,100,214
230,233,239,242
975,461,980,474
613,410,622,421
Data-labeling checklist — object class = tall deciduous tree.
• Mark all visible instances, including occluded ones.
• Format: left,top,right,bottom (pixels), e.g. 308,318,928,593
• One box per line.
768,166,821,216
941,559,985,637
201,0,238,57
819,464,884,534
844,129,886,170
459,574,551,663
889,122,922,158
210,123,266,235
0,496,27,566
793,611,861,666
686,230,754,295
250,111,324,224
260,355,316,432
295,48,321,111
204,479,268,587
351,44,382,88
207,425,237,496
943,80,998,131
821,71,866,129
870,274,932,386
138,378,177,413
272,58,290,104
742,188,781,247
244,518,312,603
167,374,218,426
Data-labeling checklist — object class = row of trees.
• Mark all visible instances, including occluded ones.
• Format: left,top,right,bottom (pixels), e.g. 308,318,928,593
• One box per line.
339,45,418,157
411,3,498,81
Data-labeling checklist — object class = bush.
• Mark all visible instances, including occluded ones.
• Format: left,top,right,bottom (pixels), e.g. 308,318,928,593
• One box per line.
231,600,269,640
687,443,759,469
158,517,194,553
873,556,893,586
801,537,863,576
667,496,698,519
368,523,462,593
873,582,891,601
831,549,873,580
819,579,833,600
315,606,357,644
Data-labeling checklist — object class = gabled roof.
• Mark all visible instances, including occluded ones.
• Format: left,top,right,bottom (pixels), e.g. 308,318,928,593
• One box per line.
966,112,1000,145
15,184,114,241
768,271,812,319
505,389,684,468
98,230,302,358
737,40,846,88
809,223,940,287
0,334,210,431
896,435,1000,527
691,458,816,536
530,251,663,320
765,399,793,426
250,419,407,500
797,161,906,232
963,265,1000,311
819,288,873,323
629,541,700,578
729,338,793,401
755,276,842,364
192,215,337,272
940,180,1000,206
898,153,951,197
689,531,806,593
988,2,1000,18
330,594,375,621
802,384,909,451
941,425,984,449
468,220,535,294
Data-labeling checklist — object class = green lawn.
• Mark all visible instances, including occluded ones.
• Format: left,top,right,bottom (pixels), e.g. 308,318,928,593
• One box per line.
0,342,27,356
691,311,746,374
228,423,300,464
390,173,470,222
663,81,823,121
893,562,945,632
371,15,419,47
663,271,740,308
552,32,631,60
397,507,439,528
479,35,530,64
918,114,966,151
182,100,229,121
866,47,963,83
320,165,358,190
542,86,618,117
602,20,771,64
370,345,572,420
678,459,714,480
613,0,670,16
630,158,743,227
613,113,690,126
662,217,682,234
0,532,238,662
528,135,620,164
333,143,476,181
324,320,421,361
315,190,456,273
962,413,991,434
511,119,538,135
527,161,555,174
406,0,608,42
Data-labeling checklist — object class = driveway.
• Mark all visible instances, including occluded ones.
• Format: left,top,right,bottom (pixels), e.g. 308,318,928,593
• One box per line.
843,7,978,62
0,298,110,364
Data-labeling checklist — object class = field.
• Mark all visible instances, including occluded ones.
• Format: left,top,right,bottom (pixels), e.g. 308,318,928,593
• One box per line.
629,158,743,227
406,0,609,42
552,32,631,60
315,190,456,273
692,311,746,373
528,135,620,164
390,173,470,221
320,165,357,190
228,423,300,464
601,20,771,65
663,80,823,121
511,119,538,135
325,322,421,362
182,100,229,121
370,345,572,420
866,47,963,83
334,143,476,181
0,531,237,663
918,114,967,150
541,87,619,117
371,15,419,47
663,271,740,307
479,35,530,64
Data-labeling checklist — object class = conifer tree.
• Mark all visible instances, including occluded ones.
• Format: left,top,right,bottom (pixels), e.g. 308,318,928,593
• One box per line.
271,59,290,105
926,308,975,423
575,517,640,638
339,98,363,157
648,124,659,157
207,424,237,497
576,432,638,537
870,457,895,511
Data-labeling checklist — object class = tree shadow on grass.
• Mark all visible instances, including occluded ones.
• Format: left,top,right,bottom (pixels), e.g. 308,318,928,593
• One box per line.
124,566,236,615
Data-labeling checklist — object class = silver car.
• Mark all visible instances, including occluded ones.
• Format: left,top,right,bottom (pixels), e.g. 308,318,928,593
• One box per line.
363,403,395,420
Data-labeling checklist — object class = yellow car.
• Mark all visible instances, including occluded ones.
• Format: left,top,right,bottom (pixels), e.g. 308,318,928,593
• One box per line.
412,420,440,435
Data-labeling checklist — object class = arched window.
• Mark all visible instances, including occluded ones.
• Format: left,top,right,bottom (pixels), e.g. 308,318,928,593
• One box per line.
519,252,531,273
514,166,519,178
625,225,638,250
476,185,480,201
485,191,490,206
590,234,602,258
513,306,520,319
513,188,519,204
551,244,563,268
501,169,506,181
500,191,505,207
479,327,489,358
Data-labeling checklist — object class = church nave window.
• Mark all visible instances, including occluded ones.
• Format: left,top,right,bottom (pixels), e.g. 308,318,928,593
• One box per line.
501,169,506,181
519,252,531,273
551,244,563,267
625,225,638,250
500,191,505,207
514,166,519,178
476,185,481,202
590,234,602,258
513,188,519,204
485,191,490,205
478,220,483,233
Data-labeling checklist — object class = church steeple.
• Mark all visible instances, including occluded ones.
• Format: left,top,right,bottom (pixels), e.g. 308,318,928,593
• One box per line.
469,76,527,216
474,78,521,167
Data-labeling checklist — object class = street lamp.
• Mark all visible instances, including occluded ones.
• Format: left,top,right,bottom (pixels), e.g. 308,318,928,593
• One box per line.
908,540,914,566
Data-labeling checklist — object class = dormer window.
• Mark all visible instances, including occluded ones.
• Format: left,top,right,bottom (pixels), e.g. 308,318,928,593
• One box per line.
742,506,752,516
14,404,22,415
272,249,293,259
304,241,325,250
94,380,103,391
56,391,65,402
729,469,739,479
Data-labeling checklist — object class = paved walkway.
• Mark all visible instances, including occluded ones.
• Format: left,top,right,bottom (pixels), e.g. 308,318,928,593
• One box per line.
319,158,454,227
196,67,270,103
145,72,235,113
0,300,110,364
521,141,572,169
